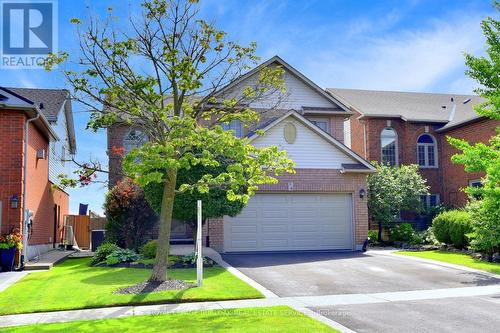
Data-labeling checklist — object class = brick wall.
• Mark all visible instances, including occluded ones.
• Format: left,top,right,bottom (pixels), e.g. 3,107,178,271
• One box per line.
350,115,499,208
0,110,69,246
0,110,24,234
441,118,499,207
207,169,369,252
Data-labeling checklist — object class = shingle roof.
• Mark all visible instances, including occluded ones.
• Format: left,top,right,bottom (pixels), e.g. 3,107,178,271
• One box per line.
327,88,484,130
6,87,69,120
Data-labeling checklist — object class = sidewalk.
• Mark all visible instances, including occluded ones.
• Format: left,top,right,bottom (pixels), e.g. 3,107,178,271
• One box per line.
1,284,499,328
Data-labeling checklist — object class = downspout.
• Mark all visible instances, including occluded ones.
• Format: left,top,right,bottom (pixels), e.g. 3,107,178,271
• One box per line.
22,111,40,262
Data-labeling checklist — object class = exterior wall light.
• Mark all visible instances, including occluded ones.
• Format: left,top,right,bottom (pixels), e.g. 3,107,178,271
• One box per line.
359,189,366,199
10,194,19,209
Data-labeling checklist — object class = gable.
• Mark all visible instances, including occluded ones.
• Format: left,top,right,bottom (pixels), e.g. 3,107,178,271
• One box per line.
223,62,344,110
252,117,358,169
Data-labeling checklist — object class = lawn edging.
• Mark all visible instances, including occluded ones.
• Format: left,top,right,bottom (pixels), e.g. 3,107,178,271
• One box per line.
389,250,500,279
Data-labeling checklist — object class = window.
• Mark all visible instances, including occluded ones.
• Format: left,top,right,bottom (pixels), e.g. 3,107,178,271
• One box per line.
381,128,398,166
468,179,483,199
221,120,243,137
309,118,329,133
421,194,440,209
468,179,482,188
123,129,148,153
417,134,437,167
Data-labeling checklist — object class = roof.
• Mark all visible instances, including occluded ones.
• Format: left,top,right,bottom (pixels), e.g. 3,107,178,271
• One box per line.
211,55,353,114
4,87,76,153
246,110,376,172
327,88,484,130
0,87,58,141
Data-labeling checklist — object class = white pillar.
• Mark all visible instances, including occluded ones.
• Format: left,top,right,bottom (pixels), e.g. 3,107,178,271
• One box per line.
196,200,203,286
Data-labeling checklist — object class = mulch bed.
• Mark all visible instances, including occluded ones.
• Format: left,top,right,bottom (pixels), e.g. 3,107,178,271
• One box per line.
115,279,196,294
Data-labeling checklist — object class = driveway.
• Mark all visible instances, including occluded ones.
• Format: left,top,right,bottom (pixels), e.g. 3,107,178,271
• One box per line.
222,251,500,332
222,251,500,297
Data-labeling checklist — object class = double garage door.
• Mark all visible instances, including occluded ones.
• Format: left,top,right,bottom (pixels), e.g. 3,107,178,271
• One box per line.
224,193,353,252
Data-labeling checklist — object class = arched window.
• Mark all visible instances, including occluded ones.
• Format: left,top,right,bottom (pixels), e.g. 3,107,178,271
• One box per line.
381,128,398,166
123,129,148,153
417,134,437,167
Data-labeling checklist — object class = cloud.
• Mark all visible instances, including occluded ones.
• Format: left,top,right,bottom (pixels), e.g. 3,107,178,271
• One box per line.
303,13,486,93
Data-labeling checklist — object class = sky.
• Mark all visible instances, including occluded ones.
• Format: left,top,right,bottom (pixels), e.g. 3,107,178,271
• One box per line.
1,0,494,215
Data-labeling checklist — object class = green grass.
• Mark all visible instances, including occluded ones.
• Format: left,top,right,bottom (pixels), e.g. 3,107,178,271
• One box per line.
396,250,500,275
0,306,338,333
0,258,262,315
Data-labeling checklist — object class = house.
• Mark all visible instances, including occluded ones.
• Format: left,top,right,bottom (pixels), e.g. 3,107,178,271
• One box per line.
327,88,499,214
107,56,376,253
0,87,76,260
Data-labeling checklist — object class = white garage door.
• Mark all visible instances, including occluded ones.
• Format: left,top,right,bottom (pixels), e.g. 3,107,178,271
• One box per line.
224,193,353,252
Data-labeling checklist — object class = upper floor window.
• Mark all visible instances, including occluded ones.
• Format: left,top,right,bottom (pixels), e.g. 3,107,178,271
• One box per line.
417,134,437,168
381,128,398,166
309,118,329,133
124,129,148,153
221,120,243,137
421,194,440,210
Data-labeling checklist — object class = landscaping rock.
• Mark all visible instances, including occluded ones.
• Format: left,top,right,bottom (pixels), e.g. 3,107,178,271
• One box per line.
115,280,196,294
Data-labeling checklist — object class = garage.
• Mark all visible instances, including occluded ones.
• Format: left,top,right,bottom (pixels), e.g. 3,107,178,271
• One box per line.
223,193,353,252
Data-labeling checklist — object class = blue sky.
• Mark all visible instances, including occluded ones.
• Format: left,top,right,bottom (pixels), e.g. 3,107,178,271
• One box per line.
1,0,494,215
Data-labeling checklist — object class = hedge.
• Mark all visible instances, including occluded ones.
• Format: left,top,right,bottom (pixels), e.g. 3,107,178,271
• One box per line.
432,210,473,249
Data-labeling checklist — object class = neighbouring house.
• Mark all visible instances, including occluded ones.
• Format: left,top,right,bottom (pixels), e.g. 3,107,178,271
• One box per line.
0,87,76,260
107,56,376,252
327,88,499,227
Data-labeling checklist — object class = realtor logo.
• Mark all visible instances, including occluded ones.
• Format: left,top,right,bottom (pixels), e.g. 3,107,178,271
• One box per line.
1,0,57,69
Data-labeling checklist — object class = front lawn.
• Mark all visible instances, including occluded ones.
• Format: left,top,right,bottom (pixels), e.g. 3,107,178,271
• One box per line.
0,306,338,333
0,258,262,315
396,250,500,275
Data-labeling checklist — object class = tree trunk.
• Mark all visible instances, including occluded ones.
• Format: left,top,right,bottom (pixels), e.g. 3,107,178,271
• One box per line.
149,168,177,282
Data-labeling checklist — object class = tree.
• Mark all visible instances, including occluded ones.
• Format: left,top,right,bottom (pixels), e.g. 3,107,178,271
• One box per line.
47,0,294,282
367,163,429,241
447,2,500,255
143,156,245,225
104,178,157,250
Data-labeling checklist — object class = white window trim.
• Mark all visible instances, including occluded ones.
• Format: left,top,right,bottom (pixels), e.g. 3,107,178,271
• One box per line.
468,179,482,187
380,127,399,166
421,194,440,209
417,134,438,168
308,118,330,133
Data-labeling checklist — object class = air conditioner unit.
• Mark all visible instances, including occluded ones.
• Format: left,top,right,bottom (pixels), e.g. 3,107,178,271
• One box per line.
36,149,46,160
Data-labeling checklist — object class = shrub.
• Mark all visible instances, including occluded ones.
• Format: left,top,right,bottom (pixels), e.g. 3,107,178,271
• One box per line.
140,240,157,259
91,243,120,266
105,248,139,266
467,200,500,255
104,178,157,250
367,230,378,242
432,210,473,249
390,223,415,242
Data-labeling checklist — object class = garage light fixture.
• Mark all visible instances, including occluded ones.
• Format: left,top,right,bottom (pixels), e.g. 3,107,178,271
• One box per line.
359,189,366,199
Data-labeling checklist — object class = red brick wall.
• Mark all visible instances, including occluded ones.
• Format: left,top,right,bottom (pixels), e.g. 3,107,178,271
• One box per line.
0,110,24,234
441,118,499,207
207,169,369,252
0,110,68,246
349,109,367,159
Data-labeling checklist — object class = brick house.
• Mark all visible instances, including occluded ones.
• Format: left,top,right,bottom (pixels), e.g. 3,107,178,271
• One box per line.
327,88,499,221
107,56,376,252
0,87,76,260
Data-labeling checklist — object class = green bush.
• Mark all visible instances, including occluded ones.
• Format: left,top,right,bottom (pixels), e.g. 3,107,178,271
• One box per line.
432,210,473,249
140,240,157,259
390,223,415,242
367,230,378,242
105,248,139,266
91,243,120,266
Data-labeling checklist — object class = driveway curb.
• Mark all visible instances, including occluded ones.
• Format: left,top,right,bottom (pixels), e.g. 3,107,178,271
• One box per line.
374,250,500,280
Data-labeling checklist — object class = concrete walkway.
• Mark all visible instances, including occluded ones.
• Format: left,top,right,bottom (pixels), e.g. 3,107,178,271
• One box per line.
1,284,499,329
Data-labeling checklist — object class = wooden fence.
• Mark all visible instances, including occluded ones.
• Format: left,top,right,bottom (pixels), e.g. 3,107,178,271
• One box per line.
65,214,107,250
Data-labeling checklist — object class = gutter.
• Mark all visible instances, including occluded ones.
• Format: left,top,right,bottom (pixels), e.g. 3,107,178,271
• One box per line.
21,109,41,264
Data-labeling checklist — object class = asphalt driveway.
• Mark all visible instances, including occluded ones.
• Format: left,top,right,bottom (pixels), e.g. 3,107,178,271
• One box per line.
222,251,500,297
